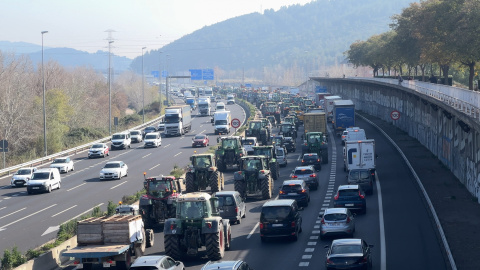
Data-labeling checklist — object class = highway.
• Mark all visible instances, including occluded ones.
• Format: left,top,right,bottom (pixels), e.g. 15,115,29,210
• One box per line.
0,99,450,270
0,97,246,255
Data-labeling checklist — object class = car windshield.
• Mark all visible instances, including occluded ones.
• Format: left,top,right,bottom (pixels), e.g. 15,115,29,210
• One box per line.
195,135,206,140
145,134,157,139
147,181,172,196
294,169,313,175
324,213,348,222
276,149,284,156
17,169,32,175
145,127,155,131
104,163,120,168
307,134,322,143
254,149,270,157
331,244,362,254
112,134,126,139
32,172,50,180
282,184,302,192
215,120,228,125
178,201,207,219
218,196,234,207
244,159,261,171
273,138,282,144
281,125,292,132
91,144,103,149
217,106,224,110
349,170,370,180
303,154,318,160
261,206,291,219
249,122,261,129
194,156,211,168
53,159,67,163
130,131,140,135
242,139,255,145
338,189,359,197
222,139,237,148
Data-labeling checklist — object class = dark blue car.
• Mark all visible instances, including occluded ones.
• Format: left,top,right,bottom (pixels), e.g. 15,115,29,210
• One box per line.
279,180,310,207
333,185,366,214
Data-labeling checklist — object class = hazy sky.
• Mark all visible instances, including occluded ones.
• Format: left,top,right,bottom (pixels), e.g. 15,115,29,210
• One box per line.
1,0,313,58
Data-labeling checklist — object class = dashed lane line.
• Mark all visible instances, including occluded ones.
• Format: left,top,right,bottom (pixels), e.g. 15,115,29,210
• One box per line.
149,164,161,170
142,153,152,158
0,208,26,220
51,205,77,217
110,181,127,190
174,152,182,157
246,222,259,239
67,183,86,192
0,204,56,229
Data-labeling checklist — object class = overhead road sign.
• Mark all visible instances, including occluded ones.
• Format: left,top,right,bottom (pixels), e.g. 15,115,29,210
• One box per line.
203,69,214,80
151,71,160,78
162,71,169,78
189,69,202,80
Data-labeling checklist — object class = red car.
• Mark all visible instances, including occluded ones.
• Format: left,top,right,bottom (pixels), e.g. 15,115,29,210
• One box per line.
192,134,209,147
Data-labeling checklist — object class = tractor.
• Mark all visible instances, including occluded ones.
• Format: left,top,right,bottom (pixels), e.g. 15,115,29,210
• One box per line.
139,174,183,228
233,156,273,200
252,146,279,180
164,192,231,260
215,136,246,172
302,131,329,164
185,153,224,193
278,123,297,140
245,120,269,145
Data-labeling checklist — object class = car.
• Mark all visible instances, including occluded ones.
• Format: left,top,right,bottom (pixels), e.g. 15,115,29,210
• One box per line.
157,122,165,132
241,137,258,155
343,128,366,145
260,199,302,241
26,168,61,194
192,134,209,147
111,132,131,150
216,96,221,101
144,132,162,148
290,166,319,190
99,161,128,180
130,130,144,143
178,93,184,97
201,260,254,270
130,255,184,270
325,239,373,270
11,167,37,187
210,96,216,102
144,126,157,135
341,127,361,145
215,191,246,225
50,157,74,173
347,169,374,195
284,137,296,152
276,147,287,167
319,208,355,239
301,153,322,170
279,179,310,207
88,143,109,158
333,185,367,214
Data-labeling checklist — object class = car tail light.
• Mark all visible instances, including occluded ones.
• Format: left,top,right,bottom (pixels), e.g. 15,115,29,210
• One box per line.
237,171,243,175
260,170,265,174
292,175,298,178
321,218,325,224
279,190,286,194
259,223,264,229
301,160,305,163
291,221,296,227
299,189,306,193
359,191,365,199
107,259,113,264
326,258,333,264
170,223,176,230
334,193,339,200
73,261,80,265
346,216,351,223
310,174,316,177
235,207,238,213
207,222,213,228
317,159,320,162
361,256,368,263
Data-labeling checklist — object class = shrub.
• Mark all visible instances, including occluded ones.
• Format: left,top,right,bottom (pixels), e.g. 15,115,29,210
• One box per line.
1,246,26,270
107,200,118,216
170,164,185,179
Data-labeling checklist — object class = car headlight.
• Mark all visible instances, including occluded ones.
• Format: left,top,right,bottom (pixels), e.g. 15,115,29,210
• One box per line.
43,182,49,186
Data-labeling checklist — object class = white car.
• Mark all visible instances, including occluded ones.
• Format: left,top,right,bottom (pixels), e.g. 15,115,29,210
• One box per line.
11,167,37,187
144,132,162,148
130,130,144,143
100,161,128,180
88,143,110,158
50,157,74,173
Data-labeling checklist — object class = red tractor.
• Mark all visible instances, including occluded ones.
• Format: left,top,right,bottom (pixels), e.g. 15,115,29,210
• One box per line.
139,174,183,228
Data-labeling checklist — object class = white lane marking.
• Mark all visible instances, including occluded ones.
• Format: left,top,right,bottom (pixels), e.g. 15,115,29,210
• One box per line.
67,183,86,191
142,153,152,158
0,204,57,229
302,255,312,259
310,236,319,240
312,230,320,234
164,144,171,148
51,205,77,217
149,164,160,170
305,248,315,252
299,262,309,267
4,197,11,200
246,222,259,239
66,203,104,223
41,225,60,236
376,173,387,270
314,225,320,229
307,242,317,246
0,208,26,220
110,181,127,190
0,207,6,211
174,152,182,157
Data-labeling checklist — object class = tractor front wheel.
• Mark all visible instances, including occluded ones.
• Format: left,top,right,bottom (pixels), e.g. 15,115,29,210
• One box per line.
185,173,197,193
262,175,273,200
234,180,246,200
210,171,221,193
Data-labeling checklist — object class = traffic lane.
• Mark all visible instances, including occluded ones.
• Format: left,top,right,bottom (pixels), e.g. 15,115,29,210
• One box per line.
357,117,447,270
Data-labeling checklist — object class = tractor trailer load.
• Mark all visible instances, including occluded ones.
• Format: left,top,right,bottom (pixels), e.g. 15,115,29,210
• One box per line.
324,95,342,122
303,112,327,137
164,105,192,137
332,100,355,136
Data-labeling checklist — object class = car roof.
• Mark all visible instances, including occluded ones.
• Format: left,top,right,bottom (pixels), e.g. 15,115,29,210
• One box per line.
303,153,319,156
202,260,243,270
244,137,257,140
282,180,304,186
294,166,315,171
262,199,295,207
338,185,360,190
332,238,362,246
324,208,348,215
106,161,123,164
215,191,239,196
195,134,207,136
130,255,166,267
35,168,57,172
145,132,160,135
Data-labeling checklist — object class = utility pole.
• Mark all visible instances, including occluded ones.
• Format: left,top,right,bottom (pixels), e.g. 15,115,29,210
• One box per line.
105,30,115,135
158,51,162,113
142,47,146,124
41,31,48,157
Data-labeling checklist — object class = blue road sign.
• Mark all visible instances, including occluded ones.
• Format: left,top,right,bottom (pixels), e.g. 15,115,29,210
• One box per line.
203,69,214,80
151,71,159,78
162,70,168,78
190,69,202,80
315,86,327,93
245,83,252,87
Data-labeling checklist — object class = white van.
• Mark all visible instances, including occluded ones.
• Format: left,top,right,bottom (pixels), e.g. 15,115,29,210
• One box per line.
216,102,226,112
213,111,231,135
111,132,131,150
227,94,235,105
241,137,258,155
27,168,61,194
144,132,162,148
343,128,366,145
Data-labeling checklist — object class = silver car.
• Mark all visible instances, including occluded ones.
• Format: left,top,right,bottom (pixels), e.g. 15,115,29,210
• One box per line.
130,255,184,270
319,207,355,239
290,166,318,190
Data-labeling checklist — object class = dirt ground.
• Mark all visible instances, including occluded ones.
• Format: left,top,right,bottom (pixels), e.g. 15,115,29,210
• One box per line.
359,111,478,270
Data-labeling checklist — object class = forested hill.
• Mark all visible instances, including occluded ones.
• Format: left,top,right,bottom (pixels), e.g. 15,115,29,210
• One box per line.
136,0,414,74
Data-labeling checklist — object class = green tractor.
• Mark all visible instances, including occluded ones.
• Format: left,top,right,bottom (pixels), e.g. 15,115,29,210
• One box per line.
186,153,224,193
233,156,273,200
245,120,269,145
215,136,246,172
302,132,329,164
164,192,232,260
278,123,297,140
252,146,279,180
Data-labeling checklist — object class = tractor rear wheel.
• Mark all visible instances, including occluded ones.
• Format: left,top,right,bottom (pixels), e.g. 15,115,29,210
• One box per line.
146,229,154,248
210,171,221,193
164,234,182,260
185,173,197,193
206,224,225,260
262,175,273,200
234,180,246,200
270,163,279,180
224,221,232,251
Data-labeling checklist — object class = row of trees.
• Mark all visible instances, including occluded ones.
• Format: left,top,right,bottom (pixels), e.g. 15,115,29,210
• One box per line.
0,52,161,167
345,0,480,90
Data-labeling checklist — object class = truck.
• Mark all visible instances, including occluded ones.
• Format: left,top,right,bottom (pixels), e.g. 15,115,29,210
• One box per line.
212,111,231,135
343,139,375,172
324,95,342,122
164,105,192,137
303,112,327,137
62,210,153,270
332,100,355,136
315,92,332,108
186,97,196,110
198,97,211,116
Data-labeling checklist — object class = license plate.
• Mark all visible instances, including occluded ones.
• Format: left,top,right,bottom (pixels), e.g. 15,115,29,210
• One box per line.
272,224,283,227
345,203,354,207
219,210,224,213
288,193,297,195
32,187,39,189
103,262,111,267
329,223,341,226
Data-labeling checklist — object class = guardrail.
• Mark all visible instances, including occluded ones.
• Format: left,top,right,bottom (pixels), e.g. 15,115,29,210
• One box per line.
0,96,176,179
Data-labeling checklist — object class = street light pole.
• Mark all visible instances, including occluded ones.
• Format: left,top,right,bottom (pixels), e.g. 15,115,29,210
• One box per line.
108,41,114,135
142,47,146,124
158,51,163,113
166,54,170,105
41,31,48,157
